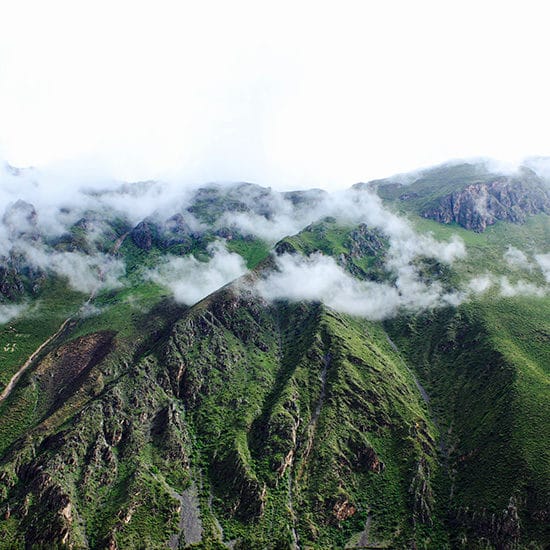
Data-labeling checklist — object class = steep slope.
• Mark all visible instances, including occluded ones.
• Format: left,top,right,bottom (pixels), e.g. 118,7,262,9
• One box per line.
387,296,550,548
0,276,441,548
0,165,549,549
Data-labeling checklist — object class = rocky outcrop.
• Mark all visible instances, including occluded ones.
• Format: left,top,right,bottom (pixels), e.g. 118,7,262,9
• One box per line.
345,223,386,259
452,497,522,549
0,263,25,300
130,219,157,250
422,171,550,231
409,457,434,525
274,220,388,281
131,214,197,251
0,255,45,301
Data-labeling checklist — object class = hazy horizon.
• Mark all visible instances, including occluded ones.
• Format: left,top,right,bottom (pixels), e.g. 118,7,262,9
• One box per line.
2,1,550,191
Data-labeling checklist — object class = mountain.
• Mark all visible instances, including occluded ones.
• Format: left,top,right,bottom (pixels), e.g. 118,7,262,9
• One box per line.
0,161,548,549
372,163,550,232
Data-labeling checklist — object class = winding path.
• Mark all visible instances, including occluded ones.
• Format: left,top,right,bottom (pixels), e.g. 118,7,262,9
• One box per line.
0,316,73,404
0,231,130,405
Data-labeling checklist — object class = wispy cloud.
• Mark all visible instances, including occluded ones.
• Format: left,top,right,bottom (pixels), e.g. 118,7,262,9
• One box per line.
535,253,550,282
504,246,532,271
255,252,462,320
0,303,26,325
16,242,125,294
145,241,247,305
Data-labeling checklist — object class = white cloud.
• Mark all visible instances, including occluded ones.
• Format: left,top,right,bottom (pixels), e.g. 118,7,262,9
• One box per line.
467,274,494,294
256,252,461,320
535,253,550,282
17,242,125,294
499,276,546,298
504,246,532,270
146,241,247,305
0,303,26,325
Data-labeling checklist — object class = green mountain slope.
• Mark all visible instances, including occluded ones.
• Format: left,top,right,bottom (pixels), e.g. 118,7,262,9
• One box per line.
387,296,550,547
0,281,442,548
0,163,549,548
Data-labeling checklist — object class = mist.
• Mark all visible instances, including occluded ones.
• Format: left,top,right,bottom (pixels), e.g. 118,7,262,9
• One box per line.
0,303,26,325
145,241,247,305
535,253,550,283
1,156,549,324
504,246,533,271
18,243,125,295
466,273,548,299
255,253,461,320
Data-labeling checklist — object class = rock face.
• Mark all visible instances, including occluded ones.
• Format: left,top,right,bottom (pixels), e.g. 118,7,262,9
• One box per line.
130,219,157,250
422,171,550,231
131,214,197,251
0,256,44,301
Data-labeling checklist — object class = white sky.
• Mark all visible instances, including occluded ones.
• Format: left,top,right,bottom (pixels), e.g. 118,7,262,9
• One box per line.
1,0,550,190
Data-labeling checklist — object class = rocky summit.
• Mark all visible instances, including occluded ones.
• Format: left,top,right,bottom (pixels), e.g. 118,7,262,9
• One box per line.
0,161,549,549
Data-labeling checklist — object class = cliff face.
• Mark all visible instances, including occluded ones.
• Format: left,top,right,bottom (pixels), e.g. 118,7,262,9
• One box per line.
422,174,550,232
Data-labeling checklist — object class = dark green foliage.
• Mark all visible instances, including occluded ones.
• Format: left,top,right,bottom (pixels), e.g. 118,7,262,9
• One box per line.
275,218,389,281
0,171,549,549
0,283,444,549
386,296,550,548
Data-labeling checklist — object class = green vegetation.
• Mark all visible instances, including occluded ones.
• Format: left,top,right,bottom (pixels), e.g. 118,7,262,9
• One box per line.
225,237,270,269
0,168,549,548
386,295,550,547
276,218,389,281
376,162,495,213
0,278,85,391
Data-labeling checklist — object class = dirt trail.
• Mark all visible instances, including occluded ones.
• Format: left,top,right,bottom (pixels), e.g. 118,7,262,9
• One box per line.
0,231,129,405
0,316,73,403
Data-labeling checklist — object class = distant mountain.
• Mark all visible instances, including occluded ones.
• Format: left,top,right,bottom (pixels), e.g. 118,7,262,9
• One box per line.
0,161,548,549
373,162,550,231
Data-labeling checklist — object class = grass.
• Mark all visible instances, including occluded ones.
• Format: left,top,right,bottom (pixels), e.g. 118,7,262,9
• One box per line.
0,179,549,547
0,279,85,391
386,294,550,546
225,237,270,269
376,162,495,213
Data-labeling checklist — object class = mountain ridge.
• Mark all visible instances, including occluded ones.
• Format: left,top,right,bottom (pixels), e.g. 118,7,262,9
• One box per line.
0,160,549,548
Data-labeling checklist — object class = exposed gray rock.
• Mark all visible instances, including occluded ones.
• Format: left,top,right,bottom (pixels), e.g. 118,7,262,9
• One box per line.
422,171,550,231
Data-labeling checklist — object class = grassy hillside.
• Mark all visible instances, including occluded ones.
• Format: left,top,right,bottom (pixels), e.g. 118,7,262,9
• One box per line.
0,173,549,548
386,295,550,547
0,280,443,548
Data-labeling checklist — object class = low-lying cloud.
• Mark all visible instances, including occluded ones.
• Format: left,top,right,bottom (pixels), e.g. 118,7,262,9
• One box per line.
2,157,548,323
256,252,462,320
535,253,550,283
466,272,547,298
0,303,26,325
17,242,125,295
146,241,247,305
256,251,549,319
504,246,532,271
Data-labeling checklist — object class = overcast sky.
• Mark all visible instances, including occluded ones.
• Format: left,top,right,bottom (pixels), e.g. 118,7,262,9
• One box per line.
1,0,549,190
